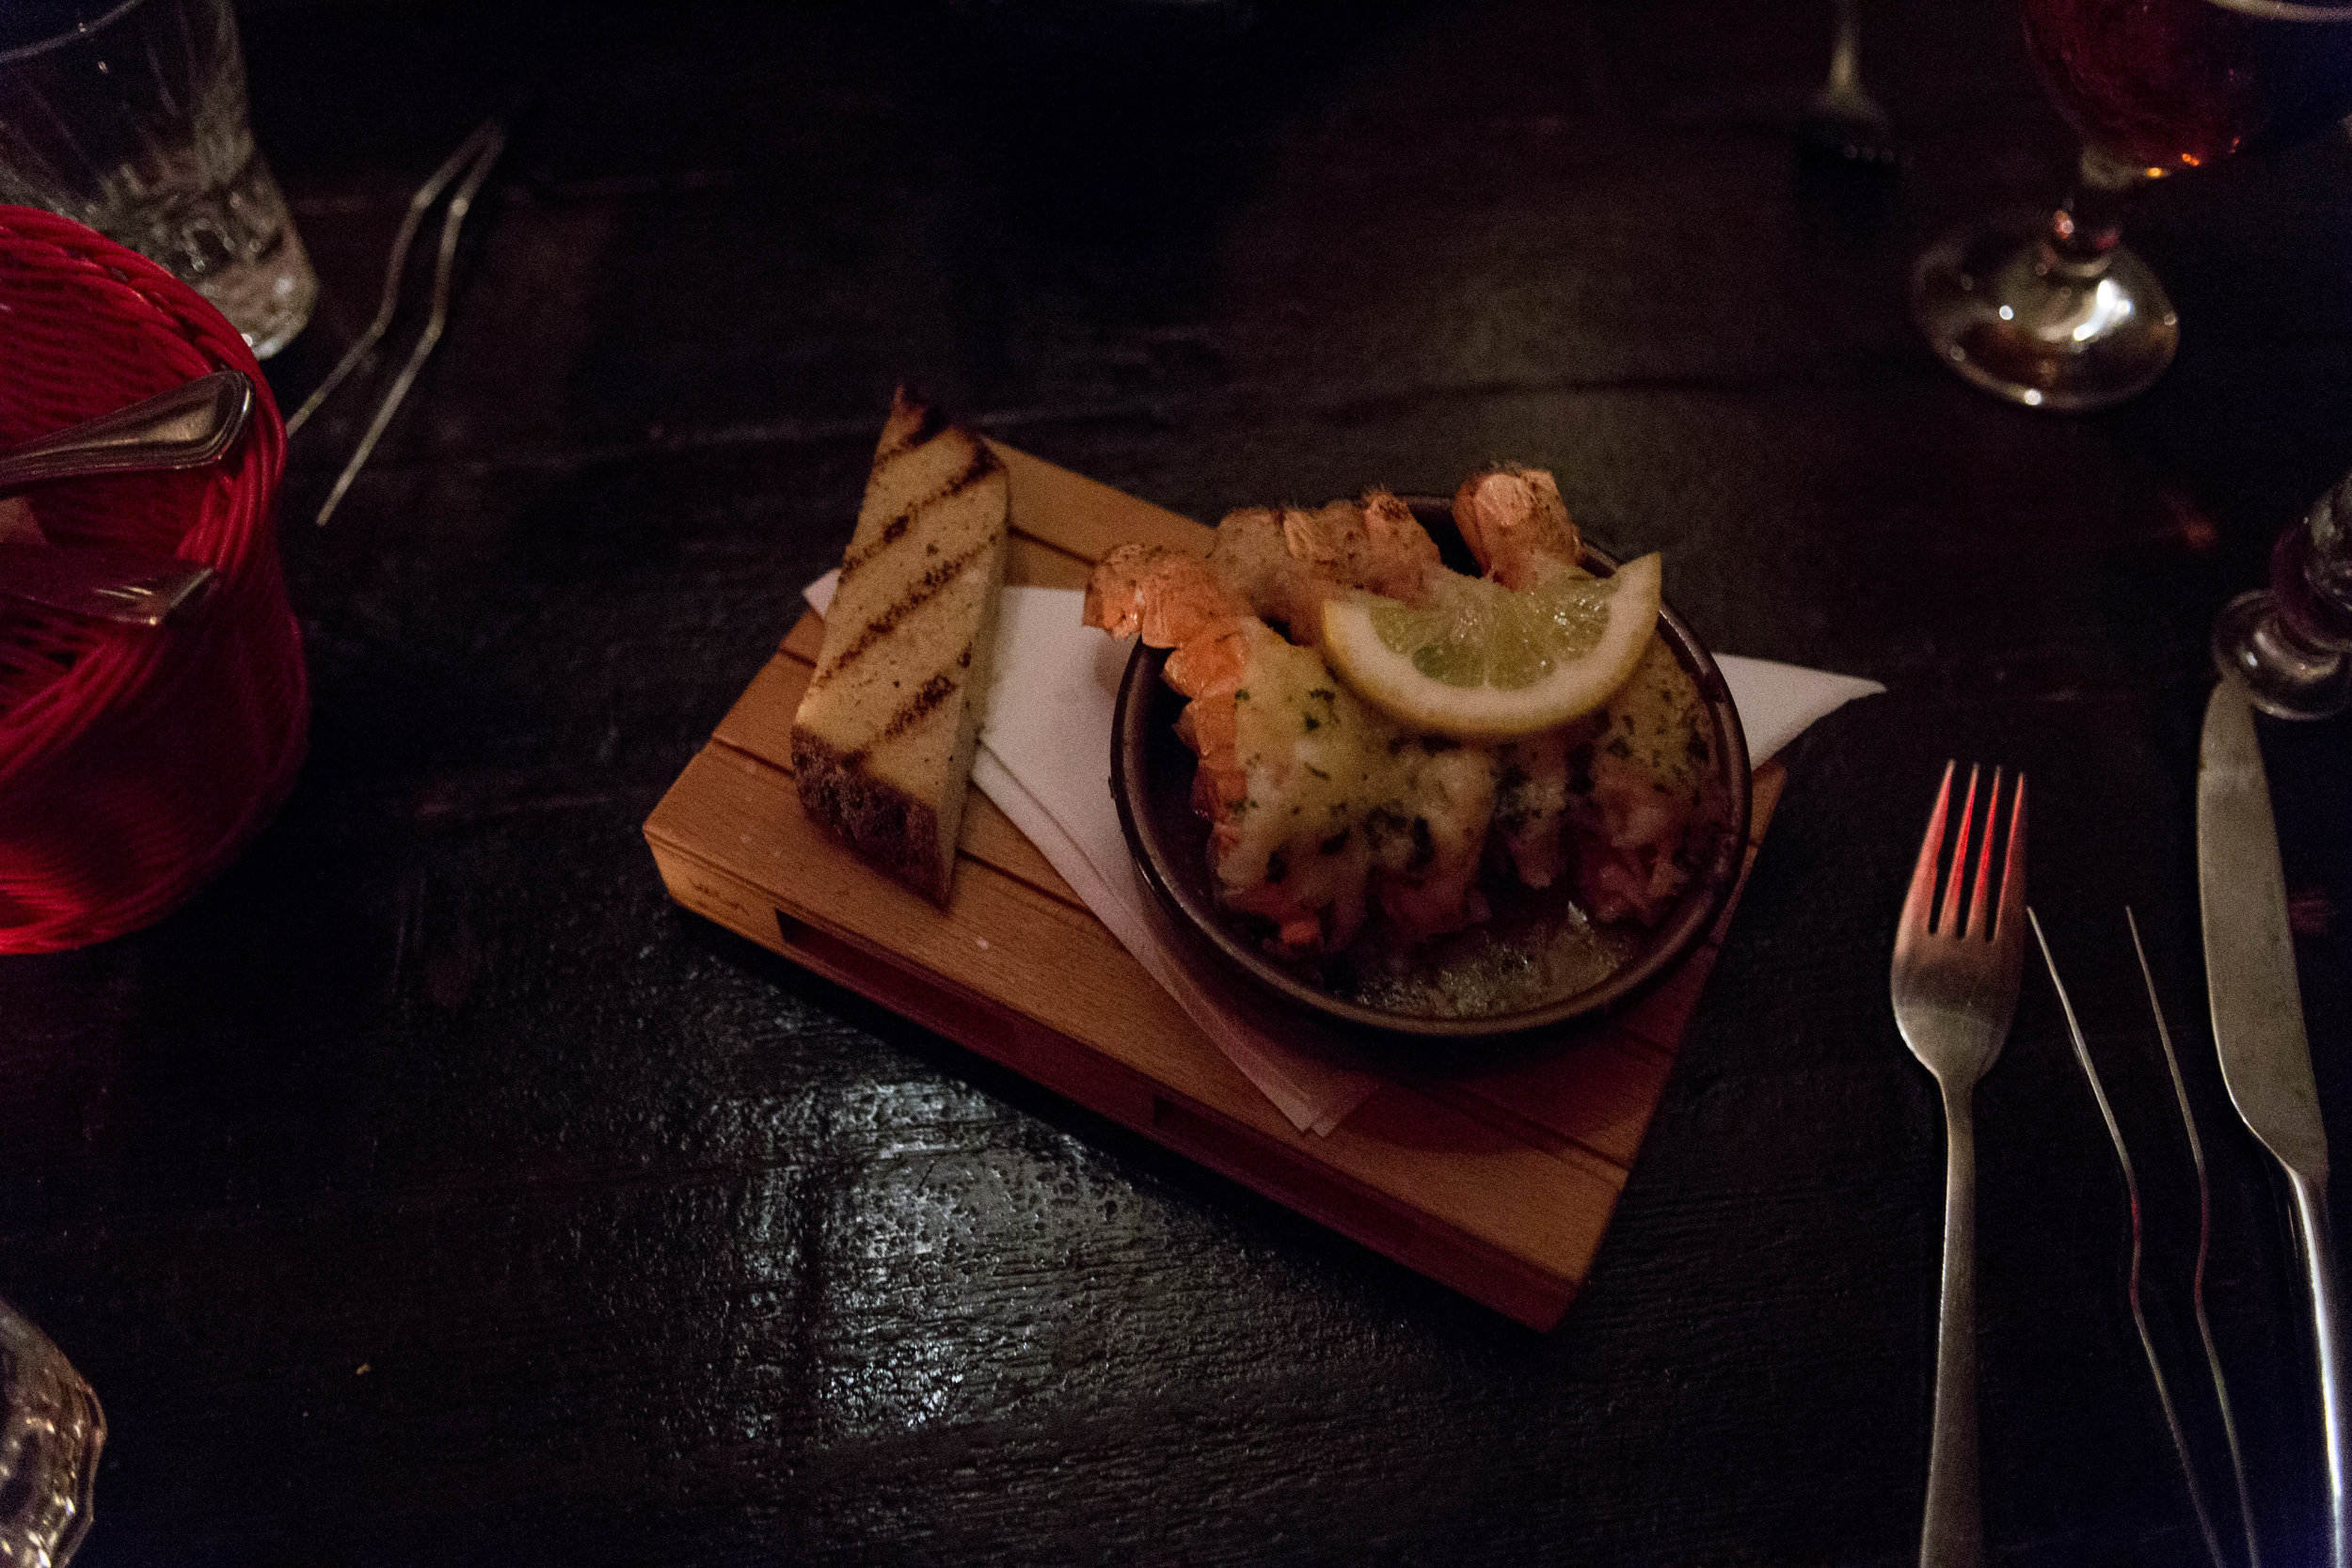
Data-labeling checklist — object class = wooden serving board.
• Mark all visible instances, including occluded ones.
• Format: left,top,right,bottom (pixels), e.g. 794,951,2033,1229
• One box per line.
644,443,1785,1331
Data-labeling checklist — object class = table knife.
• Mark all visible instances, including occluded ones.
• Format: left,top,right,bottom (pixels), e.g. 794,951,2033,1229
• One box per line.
2200,676,2350,1568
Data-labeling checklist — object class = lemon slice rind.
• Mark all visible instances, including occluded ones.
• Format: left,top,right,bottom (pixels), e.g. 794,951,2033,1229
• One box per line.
1318,553,1663,740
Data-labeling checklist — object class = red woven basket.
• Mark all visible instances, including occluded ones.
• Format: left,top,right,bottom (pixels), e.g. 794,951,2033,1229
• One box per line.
0,205,304,954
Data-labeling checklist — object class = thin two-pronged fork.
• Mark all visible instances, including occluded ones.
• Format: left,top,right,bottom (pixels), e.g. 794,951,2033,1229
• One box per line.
286,118,506,529
2032,910,2251,1568
1891,761,2029,1568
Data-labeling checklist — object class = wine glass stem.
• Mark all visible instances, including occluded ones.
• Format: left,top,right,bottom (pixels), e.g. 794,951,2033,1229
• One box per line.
2211,519,2352,720
2044,144,2145,279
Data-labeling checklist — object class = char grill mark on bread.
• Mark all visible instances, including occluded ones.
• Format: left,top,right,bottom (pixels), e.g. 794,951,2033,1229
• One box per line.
818,533,999,683
789,387,1010,903
836,443,995,580
865,673,959,756
883,396,951,457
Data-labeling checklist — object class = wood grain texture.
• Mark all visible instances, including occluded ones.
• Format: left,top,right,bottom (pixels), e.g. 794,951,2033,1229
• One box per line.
647,442,1785,1327
13,2,2352,1562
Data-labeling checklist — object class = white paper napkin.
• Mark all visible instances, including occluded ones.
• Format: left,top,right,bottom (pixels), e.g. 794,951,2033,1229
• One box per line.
804,570,1881,1134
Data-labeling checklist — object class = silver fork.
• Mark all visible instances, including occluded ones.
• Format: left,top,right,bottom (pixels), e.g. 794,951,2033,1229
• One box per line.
1891,761,2029,1568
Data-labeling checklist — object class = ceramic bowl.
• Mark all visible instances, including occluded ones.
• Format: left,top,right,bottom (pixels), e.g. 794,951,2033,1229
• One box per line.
1109,497,1751,1043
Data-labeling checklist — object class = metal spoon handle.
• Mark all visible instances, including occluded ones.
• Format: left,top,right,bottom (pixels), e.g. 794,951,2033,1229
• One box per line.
0,372,254,626
0,371,252,492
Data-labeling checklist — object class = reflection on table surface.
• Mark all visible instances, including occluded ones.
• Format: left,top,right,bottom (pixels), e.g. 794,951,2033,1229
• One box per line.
7,1,2352,1563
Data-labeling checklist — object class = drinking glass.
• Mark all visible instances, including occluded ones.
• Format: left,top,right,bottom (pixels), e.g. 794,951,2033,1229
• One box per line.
0,0,318,358
0,1295,103,1566
1913,0,2352,412
2214,468,2352,717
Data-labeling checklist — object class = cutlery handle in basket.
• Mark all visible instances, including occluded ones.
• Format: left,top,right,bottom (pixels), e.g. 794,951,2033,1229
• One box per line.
1922,1085,1983,1568
0,542,215,627
2288,1168,2351,1568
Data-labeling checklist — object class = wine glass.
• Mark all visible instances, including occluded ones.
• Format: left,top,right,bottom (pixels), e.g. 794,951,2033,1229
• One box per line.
0,1295,103,1566
2214,469,2352,717
1914,0,2352,412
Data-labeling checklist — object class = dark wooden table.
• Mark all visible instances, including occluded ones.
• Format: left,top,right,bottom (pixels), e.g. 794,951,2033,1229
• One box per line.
8,1,2352,1561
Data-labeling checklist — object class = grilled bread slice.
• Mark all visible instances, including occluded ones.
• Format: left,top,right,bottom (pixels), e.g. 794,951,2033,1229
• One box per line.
790,388,1010,902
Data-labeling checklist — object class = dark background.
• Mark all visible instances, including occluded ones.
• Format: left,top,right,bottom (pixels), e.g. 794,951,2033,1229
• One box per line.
6,0,2352,1561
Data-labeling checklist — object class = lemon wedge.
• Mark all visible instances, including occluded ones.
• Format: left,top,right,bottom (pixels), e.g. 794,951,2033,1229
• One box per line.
1318,553,1662,740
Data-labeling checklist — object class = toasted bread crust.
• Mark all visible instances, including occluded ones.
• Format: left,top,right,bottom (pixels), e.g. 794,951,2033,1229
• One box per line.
791,727,947,902
788,386,1007,906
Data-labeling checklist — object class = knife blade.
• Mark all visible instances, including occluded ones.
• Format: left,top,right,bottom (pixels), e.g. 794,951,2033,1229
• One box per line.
2201,676,2350,1568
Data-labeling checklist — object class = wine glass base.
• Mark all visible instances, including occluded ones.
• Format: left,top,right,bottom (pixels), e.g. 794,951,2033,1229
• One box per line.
1912,213,2179,413
2213,589,2352,720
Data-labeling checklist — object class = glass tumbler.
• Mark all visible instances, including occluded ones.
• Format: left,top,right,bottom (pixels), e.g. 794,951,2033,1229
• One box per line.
0,0,317,358
0,1295,103,1566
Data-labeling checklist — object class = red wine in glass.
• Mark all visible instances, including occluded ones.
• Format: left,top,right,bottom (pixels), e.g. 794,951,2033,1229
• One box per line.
2020,0,2352,721
1914,0,2352,412
2023,0,2352,170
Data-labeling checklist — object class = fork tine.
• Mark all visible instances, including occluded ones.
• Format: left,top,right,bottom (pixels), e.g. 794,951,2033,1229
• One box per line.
1901,761,1955,938
1964,767,2002,941
1937,763,1980,937
1995,772,2028,942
